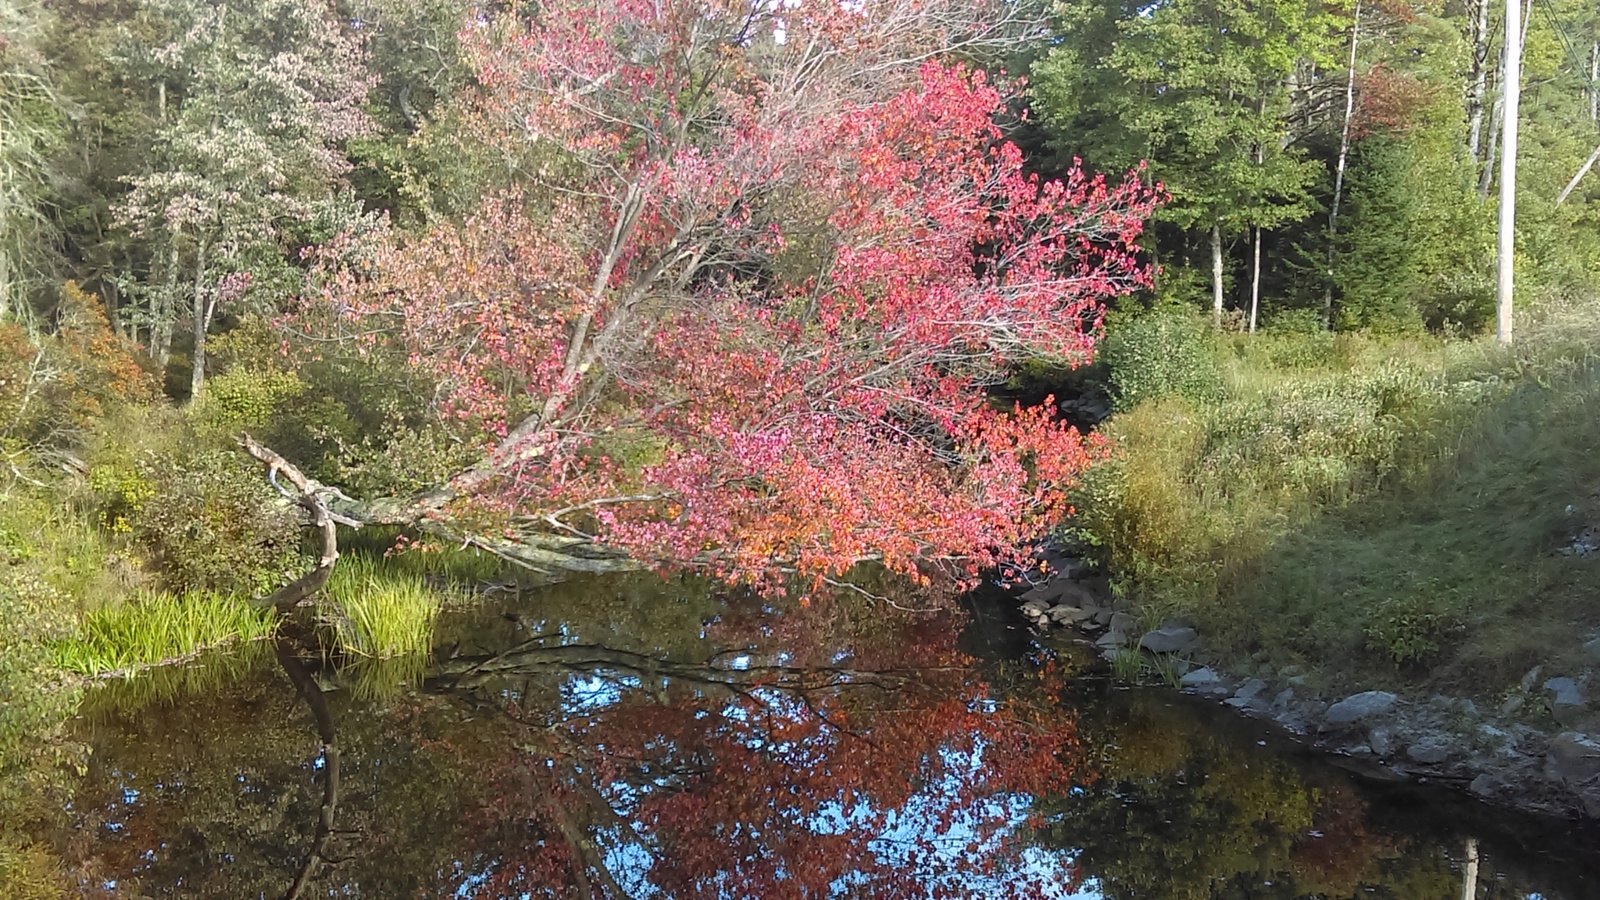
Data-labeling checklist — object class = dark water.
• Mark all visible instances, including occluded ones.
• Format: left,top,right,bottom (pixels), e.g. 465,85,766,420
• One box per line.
42,574,1600,898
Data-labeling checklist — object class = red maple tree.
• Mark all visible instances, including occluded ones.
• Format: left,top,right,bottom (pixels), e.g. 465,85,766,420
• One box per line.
300,0,1161,588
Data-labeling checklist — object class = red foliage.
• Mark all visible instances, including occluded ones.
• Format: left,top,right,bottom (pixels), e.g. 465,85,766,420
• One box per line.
1351,64,1443,139
304,0,1159,588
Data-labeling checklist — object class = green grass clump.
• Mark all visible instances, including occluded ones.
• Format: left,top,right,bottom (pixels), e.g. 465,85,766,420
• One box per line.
50,590,276,677
324,555,441,659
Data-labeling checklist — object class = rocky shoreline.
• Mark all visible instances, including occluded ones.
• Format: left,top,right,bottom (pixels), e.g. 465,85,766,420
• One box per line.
1018,547,1600,822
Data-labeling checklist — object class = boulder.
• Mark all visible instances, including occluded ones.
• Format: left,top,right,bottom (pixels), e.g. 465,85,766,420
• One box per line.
1048,604,1094,625
1232,678,1268,702
1405,736,1454,765
1139,626,1198,654
1544,732,1600,818
1322,691,1398,728
1179,666,1221,687
1584,636,1600,667
1095,631,1125,648
1544,732,1600,785
1092,608,1115,626
1108,611,1136,635
1369,727,1396,758
1543,677,1589,727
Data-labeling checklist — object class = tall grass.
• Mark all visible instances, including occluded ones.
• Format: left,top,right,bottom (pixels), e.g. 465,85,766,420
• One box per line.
324,555,440,659
50,590,276,676
1079,302,1600,696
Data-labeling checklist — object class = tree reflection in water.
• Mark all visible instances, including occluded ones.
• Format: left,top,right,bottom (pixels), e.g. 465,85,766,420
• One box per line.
60,577,1083,898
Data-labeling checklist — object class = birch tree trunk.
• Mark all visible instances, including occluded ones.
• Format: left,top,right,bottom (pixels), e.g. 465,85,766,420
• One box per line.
1211,221,1224,327
153,243,178,369
1466,0,1491,165
190,238,209,400
1326,0,1361,329
1249,226,1262,333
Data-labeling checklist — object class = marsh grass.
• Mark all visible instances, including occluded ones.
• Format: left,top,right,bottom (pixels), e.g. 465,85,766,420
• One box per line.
324,555,440,659
50,590,275,677
1084,301,1600,698
338,526,503,585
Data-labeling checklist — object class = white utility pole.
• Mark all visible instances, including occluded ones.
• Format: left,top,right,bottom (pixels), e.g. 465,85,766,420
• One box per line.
1496,0,1524,346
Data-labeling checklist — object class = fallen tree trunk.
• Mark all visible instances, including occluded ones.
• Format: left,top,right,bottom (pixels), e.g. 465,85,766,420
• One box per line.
236,433,641,610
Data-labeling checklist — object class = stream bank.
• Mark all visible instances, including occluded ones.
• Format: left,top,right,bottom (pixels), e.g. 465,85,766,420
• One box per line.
1014,543,1600,822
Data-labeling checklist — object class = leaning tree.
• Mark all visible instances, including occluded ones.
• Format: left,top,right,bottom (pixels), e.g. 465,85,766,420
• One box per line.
256,0,1161,599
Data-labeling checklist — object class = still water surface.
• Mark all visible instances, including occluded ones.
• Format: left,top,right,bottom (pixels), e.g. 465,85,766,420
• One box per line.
50,573,1600,898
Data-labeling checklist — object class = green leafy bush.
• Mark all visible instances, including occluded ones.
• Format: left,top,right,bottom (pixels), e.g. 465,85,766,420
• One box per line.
1099,309,1222,411
103,450,304,596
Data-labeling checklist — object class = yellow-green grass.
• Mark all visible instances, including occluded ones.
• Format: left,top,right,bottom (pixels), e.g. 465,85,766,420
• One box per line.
337,526,503,585
324,555,441,659
49,590,276,677
1083,299,1600,701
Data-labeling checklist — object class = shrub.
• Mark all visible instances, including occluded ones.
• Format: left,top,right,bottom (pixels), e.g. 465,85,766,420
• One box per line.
107,449,304,596
1099,308,1222,411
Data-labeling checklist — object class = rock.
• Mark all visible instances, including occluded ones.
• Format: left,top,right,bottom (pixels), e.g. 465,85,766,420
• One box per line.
1092,608,1114,626
1223,697,1252,709
1233,678,1268,702
1286,674,1311,689
1108,611,1136,634
1521,665,1545,693
1470,772,1509,800
1323,691,1398,728
1543,677,1589,727
1180,667,1221,687
1458,699,1479,717
1544,732,1600,817
1095,631,1125,648
1048,604,1094,625
1499,695,1526,717
1020,598,1050,616
1139,626,1198,654
1544,732,1600,784
1584,636,1600,667
1369,727,1396,758
1272,688,1295,710
1406,737,1454,765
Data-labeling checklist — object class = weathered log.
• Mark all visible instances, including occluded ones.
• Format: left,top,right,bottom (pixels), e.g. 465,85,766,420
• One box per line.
236,433,641,606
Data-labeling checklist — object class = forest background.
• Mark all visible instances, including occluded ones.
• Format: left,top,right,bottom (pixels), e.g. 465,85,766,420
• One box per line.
5,0,1600,883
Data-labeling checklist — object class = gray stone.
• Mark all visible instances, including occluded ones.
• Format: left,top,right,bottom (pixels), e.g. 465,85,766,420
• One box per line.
1584,636,1600,667
1180,667,1221,687
1457,699,1479,717
1139,626,1198,654
1323,691,1399,727
1521,665,1545,692
1095,631,1125,648
1499,695,1526,717
1108,611,1136,634
1092,608,1114,626
1543,677,1589,726
1048,604,1094,625
1469,772,1508,799
1273,688,1295,709
1286,674,1311,689
1406,737,1454,765
1233,678,1268,702
1544,732,1600,785
1369,727,1397,758
1223,697,1252,709
1020,598,1050,616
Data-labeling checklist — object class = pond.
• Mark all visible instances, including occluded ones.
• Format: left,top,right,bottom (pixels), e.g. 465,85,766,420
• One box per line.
38,573,1600,898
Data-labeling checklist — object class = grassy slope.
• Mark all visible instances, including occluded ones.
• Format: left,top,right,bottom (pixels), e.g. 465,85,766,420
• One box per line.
1089,302,1600,703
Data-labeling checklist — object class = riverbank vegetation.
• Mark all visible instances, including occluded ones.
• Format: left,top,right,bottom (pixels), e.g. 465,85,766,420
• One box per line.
1074,301,1600,698
4,0,1600,889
